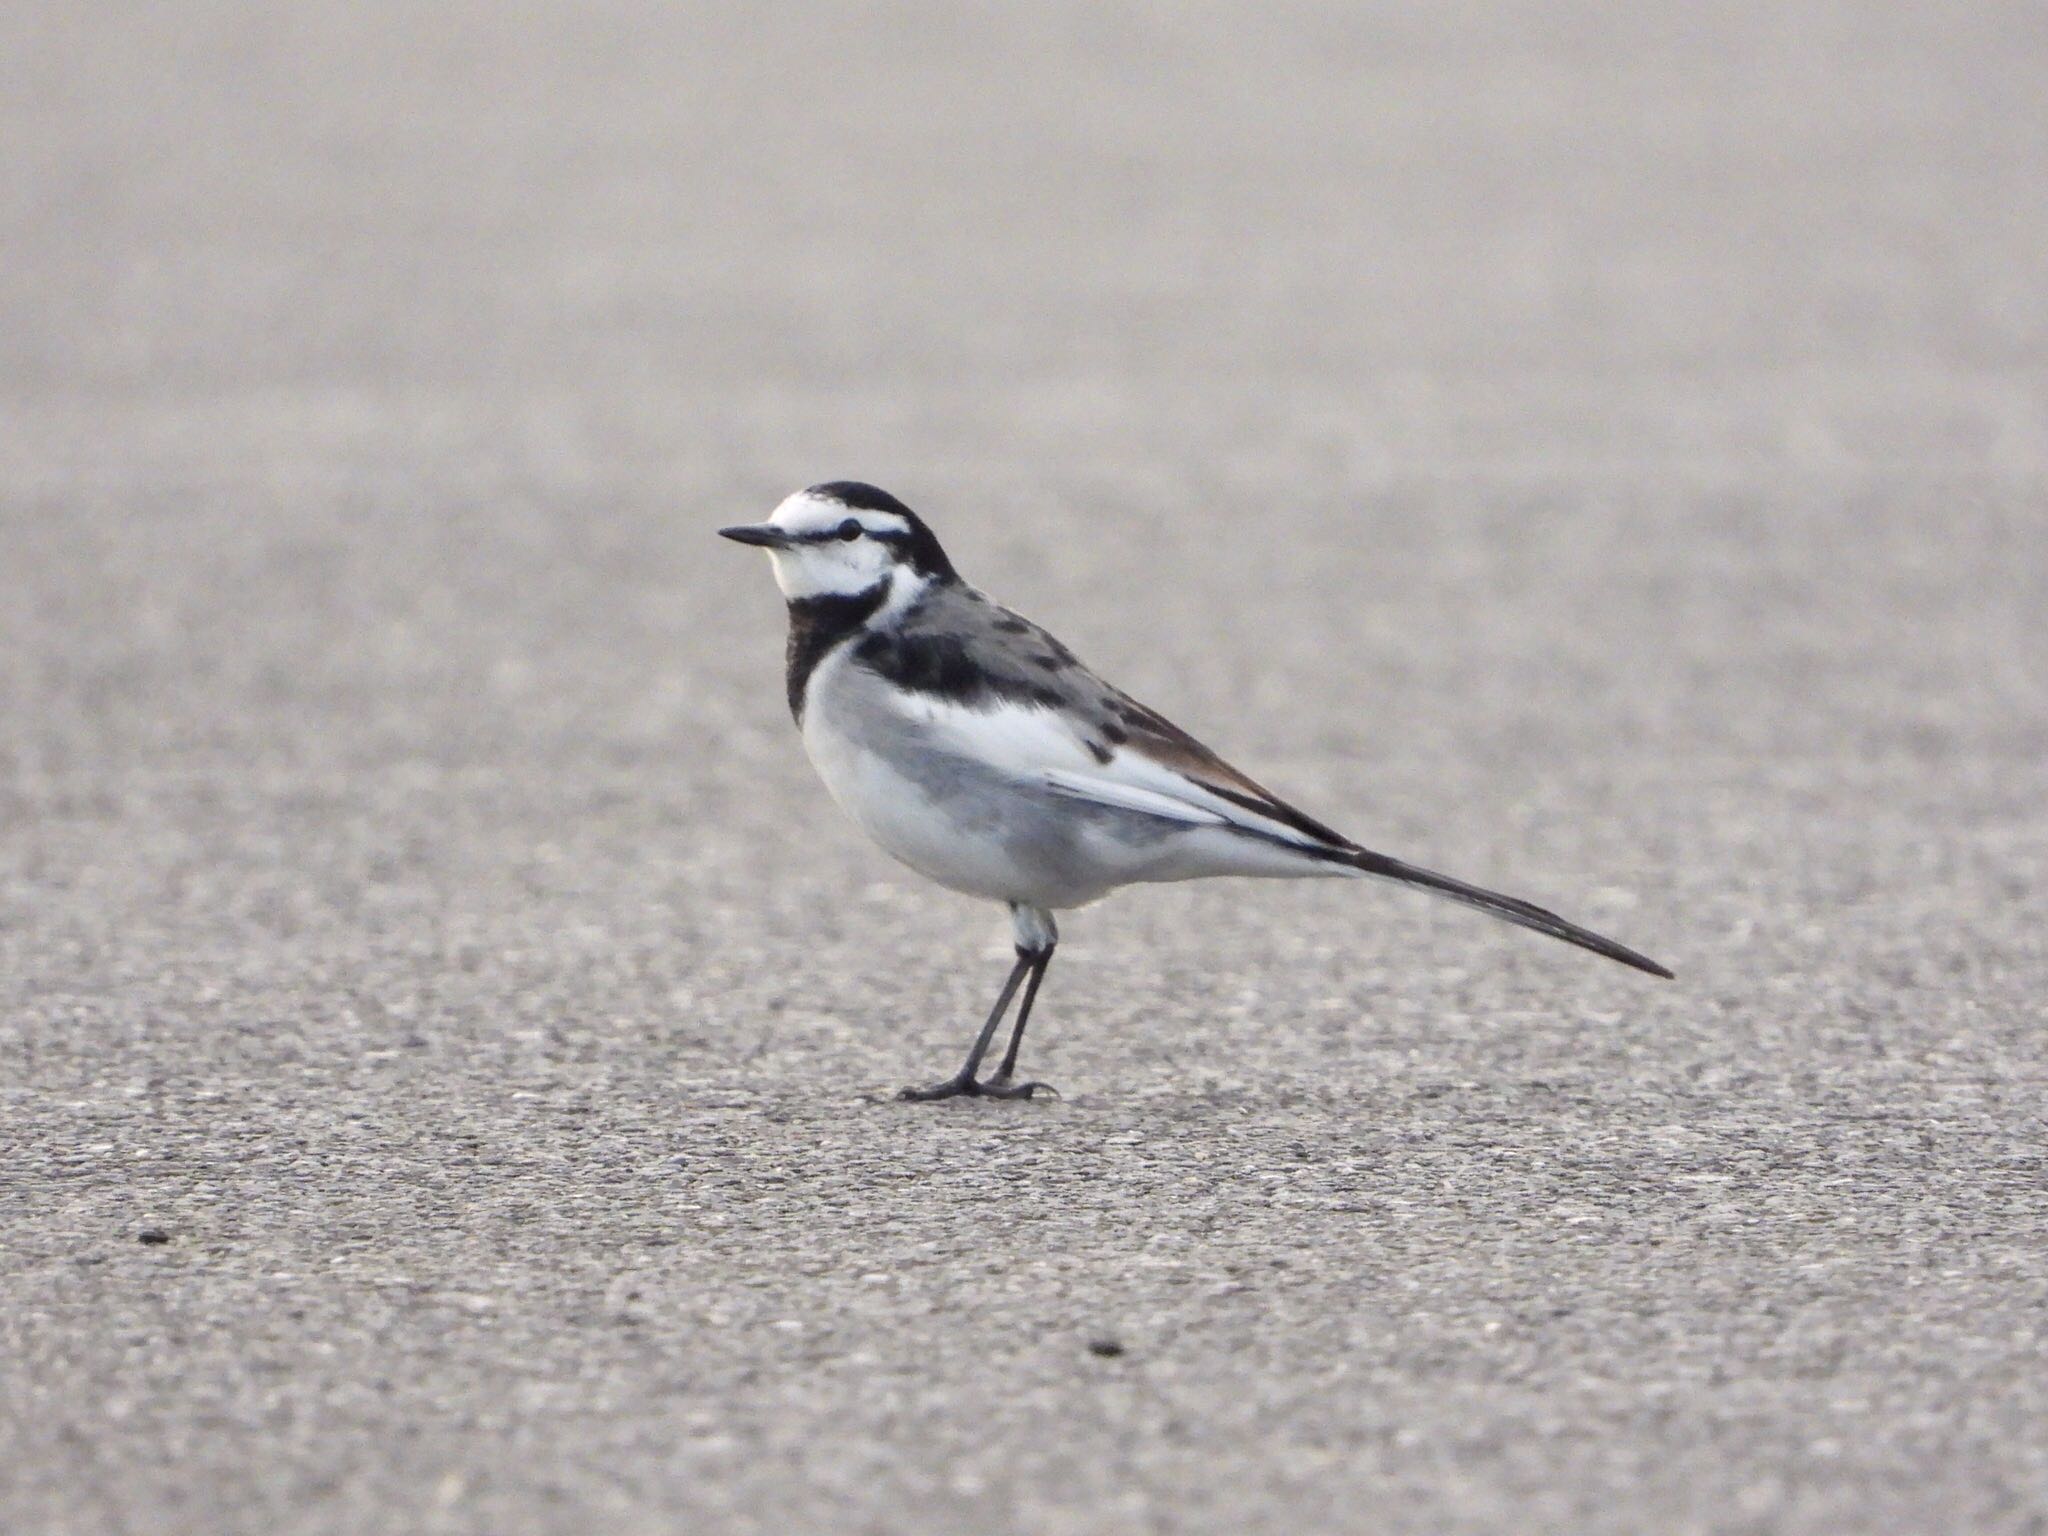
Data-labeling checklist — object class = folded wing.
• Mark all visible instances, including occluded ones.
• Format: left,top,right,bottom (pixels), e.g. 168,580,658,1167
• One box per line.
870,589,1671,977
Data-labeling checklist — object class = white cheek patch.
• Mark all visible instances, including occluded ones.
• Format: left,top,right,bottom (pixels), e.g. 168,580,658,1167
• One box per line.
770,540,891,601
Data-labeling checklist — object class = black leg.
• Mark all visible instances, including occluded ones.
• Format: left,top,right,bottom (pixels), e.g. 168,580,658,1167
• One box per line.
987,944,1054,1087
897,949,1037,1101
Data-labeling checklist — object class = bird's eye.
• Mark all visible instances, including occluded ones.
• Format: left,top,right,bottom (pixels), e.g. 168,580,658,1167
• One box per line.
837,518,862,541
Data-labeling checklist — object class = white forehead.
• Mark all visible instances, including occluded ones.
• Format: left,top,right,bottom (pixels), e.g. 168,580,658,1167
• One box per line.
769,491,911,538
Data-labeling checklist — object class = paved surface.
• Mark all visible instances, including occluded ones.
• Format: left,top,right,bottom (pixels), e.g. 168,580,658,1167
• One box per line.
4,4,2045,1533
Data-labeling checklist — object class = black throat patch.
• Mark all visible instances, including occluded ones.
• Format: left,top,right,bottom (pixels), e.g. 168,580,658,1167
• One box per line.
785,584,889,721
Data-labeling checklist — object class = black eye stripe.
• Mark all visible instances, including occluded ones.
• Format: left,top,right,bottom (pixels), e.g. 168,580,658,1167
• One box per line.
791,522,906,546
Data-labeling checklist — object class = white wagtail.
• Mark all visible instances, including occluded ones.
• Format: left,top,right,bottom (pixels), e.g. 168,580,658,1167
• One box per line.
721,482,1671,1101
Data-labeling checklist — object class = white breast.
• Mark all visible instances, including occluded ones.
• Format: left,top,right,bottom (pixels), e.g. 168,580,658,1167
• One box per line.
798,645,1055,903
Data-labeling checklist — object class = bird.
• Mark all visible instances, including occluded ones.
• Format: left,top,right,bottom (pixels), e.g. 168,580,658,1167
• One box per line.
720,481,1671,1101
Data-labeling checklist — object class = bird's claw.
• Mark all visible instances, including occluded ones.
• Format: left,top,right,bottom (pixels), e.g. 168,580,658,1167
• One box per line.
896,1076,1057,1103
985,1075,1058,1100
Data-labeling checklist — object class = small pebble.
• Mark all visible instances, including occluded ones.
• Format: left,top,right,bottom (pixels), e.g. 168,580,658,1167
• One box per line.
137,1228,171,1246
1087,1338,1125,1358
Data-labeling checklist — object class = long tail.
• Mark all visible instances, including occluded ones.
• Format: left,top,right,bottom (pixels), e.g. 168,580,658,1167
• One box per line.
1344,847,1674,979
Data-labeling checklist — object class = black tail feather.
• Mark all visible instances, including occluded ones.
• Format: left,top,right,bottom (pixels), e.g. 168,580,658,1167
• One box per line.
1347,848,1674,979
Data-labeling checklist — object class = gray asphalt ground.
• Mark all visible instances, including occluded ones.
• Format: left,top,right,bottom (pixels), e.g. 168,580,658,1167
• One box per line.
4,4,2046,1533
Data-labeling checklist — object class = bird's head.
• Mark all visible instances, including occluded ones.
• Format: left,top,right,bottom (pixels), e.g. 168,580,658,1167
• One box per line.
720,482,956,609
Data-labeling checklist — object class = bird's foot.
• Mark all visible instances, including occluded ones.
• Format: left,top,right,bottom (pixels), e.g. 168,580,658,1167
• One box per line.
896,1074,1057,1103
985,1071,1057,1100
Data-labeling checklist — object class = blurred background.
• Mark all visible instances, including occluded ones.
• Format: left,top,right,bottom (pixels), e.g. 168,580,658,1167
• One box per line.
3,3,2044,1533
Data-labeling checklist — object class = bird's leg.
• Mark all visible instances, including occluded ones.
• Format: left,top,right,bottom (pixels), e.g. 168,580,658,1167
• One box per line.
986,944,1054,1092
899,905,1061,1103
897,949,1035,1102
983,904,1059,1097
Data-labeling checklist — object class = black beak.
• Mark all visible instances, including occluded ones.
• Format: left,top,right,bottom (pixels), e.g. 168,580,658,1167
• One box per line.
718,523,792,549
